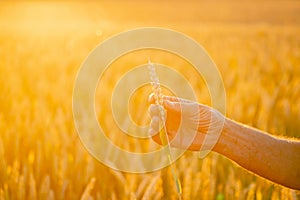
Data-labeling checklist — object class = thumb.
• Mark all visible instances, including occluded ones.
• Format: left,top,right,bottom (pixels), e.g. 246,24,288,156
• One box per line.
163,100,181,113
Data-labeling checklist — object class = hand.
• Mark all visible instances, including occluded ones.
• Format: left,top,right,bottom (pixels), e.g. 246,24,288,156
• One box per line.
148,94,225,154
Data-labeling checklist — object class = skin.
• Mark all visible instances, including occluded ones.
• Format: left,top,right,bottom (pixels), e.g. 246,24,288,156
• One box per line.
149,95,300,190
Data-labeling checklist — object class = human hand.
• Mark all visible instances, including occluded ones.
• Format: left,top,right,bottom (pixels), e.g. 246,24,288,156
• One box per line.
148,94,225,156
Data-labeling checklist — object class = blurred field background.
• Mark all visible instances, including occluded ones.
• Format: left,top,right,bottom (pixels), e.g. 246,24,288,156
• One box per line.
0,0,300,199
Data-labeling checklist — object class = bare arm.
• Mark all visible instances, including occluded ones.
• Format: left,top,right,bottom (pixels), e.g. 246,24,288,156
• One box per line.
214,118,300,190
149,95,300,190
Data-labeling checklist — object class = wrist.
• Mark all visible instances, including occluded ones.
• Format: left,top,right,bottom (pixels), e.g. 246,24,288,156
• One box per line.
212,117,235,155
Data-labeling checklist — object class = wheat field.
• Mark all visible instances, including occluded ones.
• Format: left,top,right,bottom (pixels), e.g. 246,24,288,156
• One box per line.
0,1,300,199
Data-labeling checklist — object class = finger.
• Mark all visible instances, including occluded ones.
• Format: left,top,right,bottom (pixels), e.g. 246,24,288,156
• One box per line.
163,100,181,113
149,94,180,103
149,93,195,104
151,133,162,145
163,95,193,103
152,130,178,147
163,95,180,102
149,116,160,135
148,93,156,104
148,104,162,117
148,93,165,104
151,129,176,146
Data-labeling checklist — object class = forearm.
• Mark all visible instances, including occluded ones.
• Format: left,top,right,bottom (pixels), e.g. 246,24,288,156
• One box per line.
213,118,300,190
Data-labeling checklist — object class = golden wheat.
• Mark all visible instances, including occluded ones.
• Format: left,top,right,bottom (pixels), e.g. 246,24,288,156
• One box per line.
0,1,299,200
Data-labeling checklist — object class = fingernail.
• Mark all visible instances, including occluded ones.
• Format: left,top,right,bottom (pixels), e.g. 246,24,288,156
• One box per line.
148,93,154,102
148,128,156,136
165,100,173,108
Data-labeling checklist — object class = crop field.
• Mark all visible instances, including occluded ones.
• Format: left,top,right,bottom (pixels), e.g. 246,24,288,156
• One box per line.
0,1,299,199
